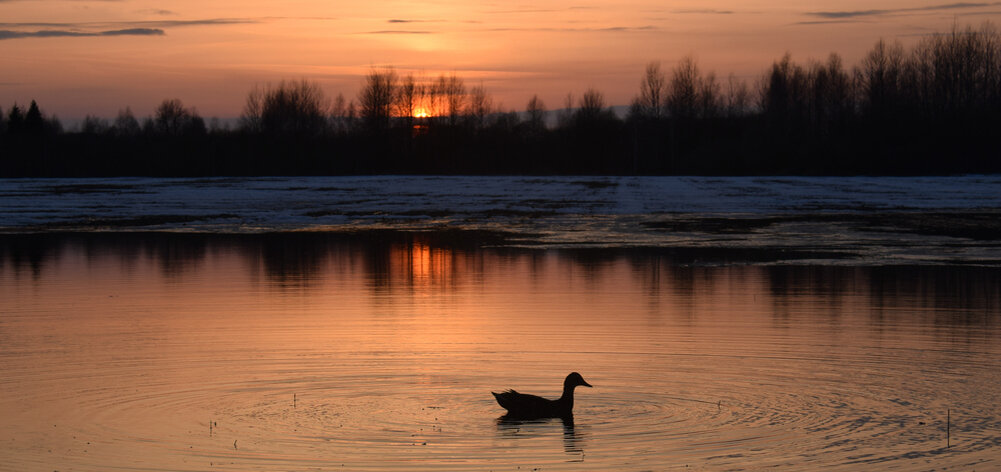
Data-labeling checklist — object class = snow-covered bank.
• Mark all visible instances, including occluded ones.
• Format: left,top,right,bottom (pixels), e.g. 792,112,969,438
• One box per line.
2,175,1000,264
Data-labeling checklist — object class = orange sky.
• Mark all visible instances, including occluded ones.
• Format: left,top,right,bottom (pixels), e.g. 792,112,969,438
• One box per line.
3,0,1001,121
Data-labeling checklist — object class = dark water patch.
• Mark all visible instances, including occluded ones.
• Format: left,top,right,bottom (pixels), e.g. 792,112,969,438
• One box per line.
42,183,148,195
304,210,344,217
30,214,241,230
642,216,794,234
305,209,453,218
858,211,1001,241
570,180,618,189
520,199,614,210
478,209,559,218
641,211,1001,241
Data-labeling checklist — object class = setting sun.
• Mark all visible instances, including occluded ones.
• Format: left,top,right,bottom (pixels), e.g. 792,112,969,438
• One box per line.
413,108,431,119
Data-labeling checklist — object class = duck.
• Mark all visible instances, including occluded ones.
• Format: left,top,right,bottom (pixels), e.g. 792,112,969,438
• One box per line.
492,372,592,419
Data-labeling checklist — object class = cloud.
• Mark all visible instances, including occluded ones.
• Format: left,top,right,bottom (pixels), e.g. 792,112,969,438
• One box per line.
0,28,163,40
138,9,176,16
806,9,891,19
0,17,263,40
0,18,259,30
806,2,1001,19
126,19,260,28
101,28,165,36
0,16,267,40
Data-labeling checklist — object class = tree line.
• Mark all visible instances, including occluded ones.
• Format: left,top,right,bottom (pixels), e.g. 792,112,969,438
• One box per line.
2,23,1000,176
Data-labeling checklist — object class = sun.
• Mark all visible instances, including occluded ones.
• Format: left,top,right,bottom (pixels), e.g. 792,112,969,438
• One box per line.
413,107,431,118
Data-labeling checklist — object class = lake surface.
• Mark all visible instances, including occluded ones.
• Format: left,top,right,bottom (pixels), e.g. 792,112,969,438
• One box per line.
2,233,1000,471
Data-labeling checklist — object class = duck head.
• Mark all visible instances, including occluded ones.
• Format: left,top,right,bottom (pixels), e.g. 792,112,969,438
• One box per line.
565,372,592,389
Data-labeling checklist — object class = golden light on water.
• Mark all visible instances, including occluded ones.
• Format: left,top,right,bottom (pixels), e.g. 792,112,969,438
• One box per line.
2,235,1001,470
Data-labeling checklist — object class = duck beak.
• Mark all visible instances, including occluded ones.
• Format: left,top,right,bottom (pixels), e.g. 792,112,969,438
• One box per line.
582,380,592,388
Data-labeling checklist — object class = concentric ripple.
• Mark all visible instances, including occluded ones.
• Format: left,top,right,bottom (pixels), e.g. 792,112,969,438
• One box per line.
2,241,1000,471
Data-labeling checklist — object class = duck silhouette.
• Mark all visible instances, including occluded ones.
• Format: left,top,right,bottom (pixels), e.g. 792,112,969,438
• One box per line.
492,372,592,419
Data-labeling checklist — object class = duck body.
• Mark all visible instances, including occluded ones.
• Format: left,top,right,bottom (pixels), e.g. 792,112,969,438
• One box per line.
492,372,592,419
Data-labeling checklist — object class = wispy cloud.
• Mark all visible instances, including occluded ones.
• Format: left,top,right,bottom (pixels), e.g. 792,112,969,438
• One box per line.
127,18,260,28
0,17,264,40
138,9,175,16
806,2,1001,19
0,18,259,29
0,28,163,40
387,19,443,24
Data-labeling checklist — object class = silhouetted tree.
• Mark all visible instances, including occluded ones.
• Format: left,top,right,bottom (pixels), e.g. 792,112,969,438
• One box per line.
574,88,614,124
524,94,547,132
330,93,355,135
81,115,108,134
24,100,45,136
634,61,667,119
154,99,203,136
697,71,721,119
359,68,398,133
467,83,493,130
918,23,1001,115
668,56,702,120
723,73,752,117
7,104,24,133
242,79,328,137
394,73,421,131
858,39,906,119
557,92,576,128
429,74,465,127
493,109,521,131
113,107,141,136
5,22,1001,177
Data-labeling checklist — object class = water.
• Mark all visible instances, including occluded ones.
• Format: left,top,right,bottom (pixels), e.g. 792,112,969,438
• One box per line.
1,233,999,471
2,175,1001,264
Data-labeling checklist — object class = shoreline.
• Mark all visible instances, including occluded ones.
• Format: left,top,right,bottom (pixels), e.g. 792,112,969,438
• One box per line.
2,209,1000,267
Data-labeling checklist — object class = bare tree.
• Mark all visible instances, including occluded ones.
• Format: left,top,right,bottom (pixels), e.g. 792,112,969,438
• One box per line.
667,56,701,120
557,92,576,128
636,61,667,119
330,93,350,134
525,94,547,131
359,68,398,133
443,74,466,126
81,115,108,134
724,74,751,117
395,73,421,129
242,79,328,137
113,107,141,136
467,83,493,129
858,39,905,117
698,71,721,118
154,99,197,136
576,88,608,122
